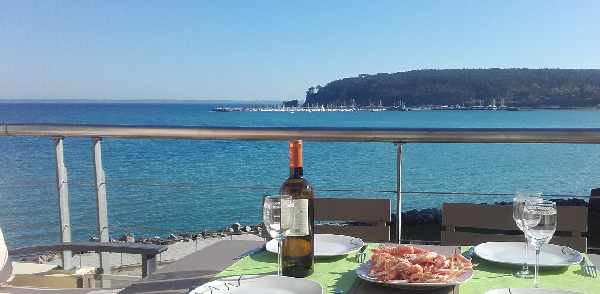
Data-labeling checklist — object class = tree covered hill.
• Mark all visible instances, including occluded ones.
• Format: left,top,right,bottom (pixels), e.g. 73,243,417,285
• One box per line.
304,69,600,108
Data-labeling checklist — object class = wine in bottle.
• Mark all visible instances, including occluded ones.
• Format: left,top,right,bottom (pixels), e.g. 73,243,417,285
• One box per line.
280,140,314,277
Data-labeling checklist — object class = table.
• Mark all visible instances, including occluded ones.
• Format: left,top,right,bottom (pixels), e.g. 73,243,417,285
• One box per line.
118,240,266,294
458,246,598,294
120,240,598,294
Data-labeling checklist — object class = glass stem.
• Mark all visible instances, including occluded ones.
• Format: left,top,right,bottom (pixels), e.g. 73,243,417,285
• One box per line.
534,248,540,288
523,238,529,271
277,238,282,276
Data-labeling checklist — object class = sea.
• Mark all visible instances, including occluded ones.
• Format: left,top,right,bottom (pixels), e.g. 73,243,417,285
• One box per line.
1,102,599,249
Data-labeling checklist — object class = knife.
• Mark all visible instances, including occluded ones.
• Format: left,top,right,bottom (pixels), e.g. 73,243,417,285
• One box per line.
235,244,266,259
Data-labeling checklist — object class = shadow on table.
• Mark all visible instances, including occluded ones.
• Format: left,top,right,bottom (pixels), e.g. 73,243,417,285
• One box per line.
118,269,221,294
470,256,569,276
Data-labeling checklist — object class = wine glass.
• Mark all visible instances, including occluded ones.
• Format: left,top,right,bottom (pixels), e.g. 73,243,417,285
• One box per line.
263,195,294,276
523,200,557,288
512,191,542,278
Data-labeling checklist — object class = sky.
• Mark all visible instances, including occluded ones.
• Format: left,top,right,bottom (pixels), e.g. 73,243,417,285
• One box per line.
1,1,599,102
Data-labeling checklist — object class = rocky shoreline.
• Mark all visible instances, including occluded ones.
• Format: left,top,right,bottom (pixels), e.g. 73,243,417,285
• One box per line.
93,223,264,246
90,197,591,247
75,198,597,246
18,198,590,264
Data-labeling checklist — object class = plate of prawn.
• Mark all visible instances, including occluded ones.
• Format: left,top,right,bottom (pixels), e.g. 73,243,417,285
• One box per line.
356,244,475,289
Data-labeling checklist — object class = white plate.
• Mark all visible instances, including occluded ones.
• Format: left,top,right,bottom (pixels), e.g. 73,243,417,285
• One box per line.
474,242,582,267
484,288,584,294
190,275,323,294
356,260,473,289
266,234,364,257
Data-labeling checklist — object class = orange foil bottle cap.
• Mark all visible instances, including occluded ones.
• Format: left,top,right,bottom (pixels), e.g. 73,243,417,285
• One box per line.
289,140,303,168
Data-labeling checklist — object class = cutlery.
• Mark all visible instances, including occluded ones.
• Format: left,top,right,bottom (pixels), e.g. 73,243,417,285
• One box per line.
582,257,597,278
235,244,266,259
355,245,368,263
463,246,475,262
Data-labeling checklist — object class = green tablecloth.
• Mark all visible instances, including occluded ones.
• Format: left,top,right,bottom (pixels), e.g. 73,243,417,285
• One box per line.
459,246,597,294
213,243,597,294
214,243,370,293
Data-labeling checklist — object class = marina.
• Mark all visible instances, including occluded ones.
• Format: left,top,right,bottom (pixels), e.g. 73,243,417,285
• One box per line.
211,104,593,112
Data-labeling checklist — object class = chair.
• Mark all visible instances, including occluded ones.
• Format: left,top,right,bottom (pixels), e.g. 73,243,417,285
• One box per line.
441,202,588,253
260,197,392,242
314,198,391,242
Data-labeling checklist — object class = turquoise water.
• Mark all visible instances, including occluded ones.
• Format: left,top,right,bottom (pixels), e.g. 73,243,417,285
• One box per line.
1,103,599,248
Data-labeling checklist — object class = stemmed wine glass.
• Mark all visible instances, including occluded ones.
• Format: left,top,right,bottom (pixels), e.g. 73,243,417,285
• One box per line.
263,195,294,276
523,200,557,288
512,191,542,278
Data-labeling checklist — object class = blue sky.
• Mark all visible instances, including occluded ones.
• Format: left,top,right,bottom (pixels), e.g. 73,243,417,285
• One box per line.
1,1,599,102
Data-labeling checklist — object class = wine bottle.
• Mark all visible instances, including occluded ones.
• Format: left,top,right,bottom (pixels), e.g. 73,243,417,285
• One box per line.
280,140,314,277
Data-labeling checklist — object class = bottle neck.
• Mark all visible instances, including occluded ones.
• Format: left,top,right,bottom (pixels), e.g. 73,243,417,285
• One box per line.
289,140,303,178
290,166,303,179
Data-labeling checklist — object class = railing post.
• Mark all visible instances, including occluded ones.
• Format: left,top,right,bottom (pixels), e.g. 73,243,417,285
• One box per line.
92,138,111,286
54,137,72,270
395,143,405,244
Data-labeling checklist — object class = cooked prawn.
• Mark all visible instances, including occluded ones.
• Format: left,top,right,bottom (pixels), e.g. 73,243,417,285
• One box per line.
366,245,475,284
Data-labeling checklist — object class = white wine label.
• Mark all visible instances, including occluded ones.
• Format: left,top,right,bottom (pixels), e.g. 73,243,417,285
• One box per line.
289,199,309,236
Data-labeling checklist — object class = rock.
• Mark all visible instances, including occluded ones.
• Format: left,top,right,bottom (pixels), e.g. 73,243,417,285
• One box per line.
136,236,165,245
20,256,37,262
400,208,442,226
494,201,511,205
548,198,588,206
119,233,135,243
47,253,59,262
89,237,99,242
231,222,241,232
163,234,180,245
178,233,198,242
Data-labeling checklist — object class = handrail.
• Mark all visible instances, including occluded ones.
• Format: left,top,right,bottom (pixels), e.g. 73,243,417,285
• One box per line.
2,123,599,266
3,123,600,143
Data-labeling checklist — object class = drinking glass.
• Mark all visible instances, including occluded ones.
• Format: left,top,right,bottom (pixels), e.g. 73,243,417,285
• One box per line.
263,195,294,275
523,200,557,288
512,191,542,278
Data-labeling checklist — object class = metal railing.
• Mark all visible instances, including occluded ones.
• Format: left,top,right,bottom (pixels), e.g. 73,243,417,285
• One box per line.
2,123,600,271
4,123,600,143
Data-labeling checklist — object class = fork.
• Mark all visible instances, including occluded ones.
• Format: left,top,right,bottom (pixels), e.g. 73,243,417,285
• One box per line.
355,245,368,263
582,257,597,278
463,246,475,262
